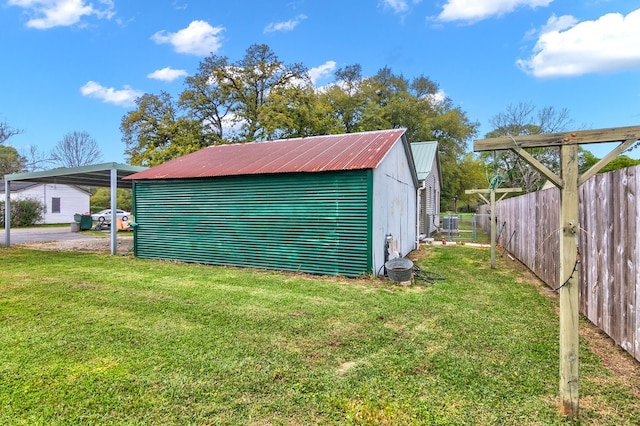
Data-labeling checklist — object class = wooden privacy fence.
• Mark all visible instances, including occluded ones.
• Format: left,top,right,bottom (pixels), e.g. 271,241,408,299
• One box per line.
478,165,639,362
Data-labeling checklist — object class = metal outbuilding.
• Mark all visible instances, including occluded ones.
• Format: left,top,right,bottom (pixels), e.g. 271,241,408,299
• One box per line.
125,129,419,277
411,141,442,237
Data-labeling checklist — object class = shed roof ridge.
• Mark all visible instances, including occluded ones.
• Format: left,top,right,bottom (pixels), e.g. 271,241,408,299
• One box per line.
127,129,408,180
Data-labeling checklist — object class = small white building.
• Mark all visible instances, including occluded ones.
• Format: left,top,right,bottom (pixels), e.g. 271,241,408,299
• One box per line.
0,179,90,224
411,141,442,237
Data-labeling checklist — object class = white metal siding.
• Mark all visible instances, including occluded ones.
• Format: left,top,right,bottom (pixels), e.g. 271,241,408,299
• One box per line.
371,140,417,275
4,184,90,224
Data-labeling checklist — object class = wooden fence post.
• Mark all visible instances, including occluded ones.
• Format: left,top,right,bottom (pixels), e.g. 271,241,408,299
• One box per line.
473,125,640,419
465,188,522,268
559,144,580,417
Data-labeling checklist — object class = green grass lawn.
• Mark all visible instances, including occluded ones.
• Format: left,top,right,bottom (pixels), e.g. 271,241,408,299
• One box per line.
439,213,491,244
1,246,638,425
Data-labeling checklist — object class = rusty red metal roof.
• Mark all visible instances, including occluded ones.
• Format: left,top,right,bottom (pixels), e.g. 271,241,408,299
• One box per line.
126,129,407,180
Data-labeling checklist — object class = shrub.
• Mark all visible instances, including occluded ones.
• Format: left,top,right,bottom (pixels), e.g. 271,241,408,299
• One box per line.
0,198,44,227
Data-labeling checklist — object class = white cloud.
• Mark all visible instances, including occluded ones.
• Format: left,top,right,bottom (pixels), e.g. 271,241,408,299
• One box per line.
308,61,336,85
80,81,143,107
382,0,409,14
152,20,224,56
172,0,187,10
381,0,422,14
147,67,189,82
539,13,577,33
517,9,640,78
426,89,447,106
264,14,307,33
435,0,553,23
8,0,115,29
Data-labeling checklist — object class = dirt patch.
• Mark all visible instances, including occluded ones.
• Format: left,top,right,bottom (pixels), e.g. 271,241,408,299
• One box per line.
406,245,434,263
17,236,133,253
579,322,640,399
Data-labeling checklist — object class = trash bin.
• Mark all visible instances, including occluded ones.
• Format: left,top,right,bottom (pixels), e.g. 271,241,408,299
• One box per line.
79,214,93,231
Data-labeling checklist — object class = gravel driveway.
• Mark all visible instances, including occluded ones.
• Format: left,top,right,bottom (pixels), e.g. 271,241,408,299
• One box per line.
1,226,133,253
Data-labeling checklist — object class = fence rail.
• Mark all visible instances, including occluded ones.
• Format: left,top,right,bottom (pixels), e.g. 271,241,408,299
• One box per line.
478,166,640,362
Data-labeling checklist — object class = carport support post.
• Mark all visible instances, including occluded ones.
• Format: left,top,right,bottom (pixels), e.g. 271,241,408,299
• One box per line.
4,179,10,247
110,168,117,255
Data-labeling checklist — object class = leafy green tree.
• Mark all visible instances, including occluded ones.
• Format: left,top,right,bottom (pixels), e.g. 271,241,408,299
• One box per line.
599,155,640,173
90,187,132,213
578,147,600,174
318,66,478,205
260,84,338,139
454,153,489,212
179,60,232,143
578,147,640,175
427,104,479,204
186,44,311,142
120,44,479,207
0,145,26,175
121,92,212,167
123,44,313,165
324,64,366,133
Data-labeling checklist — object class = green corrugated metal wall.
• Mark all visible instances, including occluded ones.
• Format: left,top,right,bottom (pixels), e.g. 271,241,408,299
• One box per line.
132,170,372,277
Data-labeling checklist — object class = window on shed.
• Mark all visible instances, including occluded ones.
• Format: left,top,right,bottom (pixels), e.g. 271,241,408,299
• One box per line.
52,197,61,213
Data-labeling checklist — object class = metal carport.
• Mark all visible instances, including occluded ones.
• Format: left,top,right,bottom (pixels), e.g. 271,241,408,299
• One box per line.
3,162,146,255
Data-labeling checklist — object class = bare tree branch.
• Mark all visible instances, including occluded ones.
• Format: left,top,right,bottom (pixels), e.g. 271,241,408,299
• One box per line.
0,120,23,145
484,102,573,193
50,131,103,168
21,145,53,172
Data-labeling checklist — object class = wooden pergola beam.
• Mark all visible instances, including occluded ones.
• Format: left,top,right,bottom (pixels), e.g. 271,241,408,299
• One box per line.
474,125,640,151
510,148,563,188
579,138,637,185
465,188,521,194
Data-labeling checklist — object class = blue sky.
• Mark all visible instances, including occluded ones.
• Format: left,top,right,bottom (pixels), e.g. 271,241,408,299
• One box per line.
1,0,640,165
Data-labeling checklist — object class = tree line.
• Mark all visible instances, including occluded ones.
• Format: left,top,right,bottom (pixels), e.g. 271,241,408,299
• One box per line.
121,43,640,210
4,43,639,212
120,43,480,206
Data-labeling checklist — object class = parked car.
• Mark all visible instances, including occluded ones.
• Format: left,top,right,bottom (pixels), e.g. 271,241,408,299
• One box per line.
91,209,131,223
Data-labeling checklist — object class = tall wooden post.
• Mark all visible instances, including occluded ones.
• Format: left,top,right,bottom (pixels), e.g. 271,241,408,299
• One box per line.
473,125,640,420
559,144,579,416
490,189,496,267
466,187,522,268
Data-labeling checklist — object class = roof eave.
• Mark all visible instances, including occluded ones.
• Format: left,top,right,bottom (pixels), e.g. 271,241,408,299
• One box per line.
401,133,420,188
